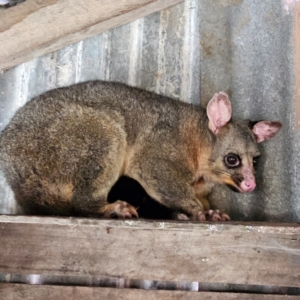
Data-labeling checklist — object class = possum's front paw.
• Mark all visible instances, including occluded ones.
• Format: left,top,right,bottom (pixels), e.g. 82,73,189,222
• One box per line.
175,210,230,222
203,210,230,221
101,200,139,219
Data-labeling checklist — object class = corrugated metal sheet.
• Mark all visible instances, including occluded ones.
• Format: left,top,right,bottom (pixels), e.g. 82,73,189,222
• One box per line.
0,0,298,222
0,0,25,8
199,0,297,222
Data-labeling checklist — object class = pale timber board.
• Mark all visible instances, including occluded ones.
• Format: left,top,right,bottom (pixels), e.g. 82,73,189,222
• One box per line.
0,0,183,71
0,284,299,300
0,215,299,287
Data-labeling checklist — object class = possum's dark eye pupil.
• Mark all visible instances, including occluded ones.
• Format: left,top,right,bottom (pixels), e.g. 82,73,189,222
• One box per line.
253,156,259,168
224,154,240,168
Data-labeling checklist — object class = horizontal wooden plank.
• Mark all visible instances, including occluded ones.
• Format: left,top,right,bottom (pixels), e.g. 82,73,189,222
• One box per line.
0,216,299,287
0,284,298,300
0,0,182,71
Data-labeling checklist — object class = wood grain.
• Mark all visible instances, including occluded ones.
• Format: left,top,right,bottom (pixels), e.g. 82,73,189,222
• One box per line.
0,284,298,300
0,216,299,287
0,0,182,71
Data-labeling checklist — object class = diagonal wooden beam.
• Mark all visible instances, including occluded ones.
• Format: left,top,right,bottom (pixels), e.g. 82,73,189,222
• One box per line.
0,0,183,71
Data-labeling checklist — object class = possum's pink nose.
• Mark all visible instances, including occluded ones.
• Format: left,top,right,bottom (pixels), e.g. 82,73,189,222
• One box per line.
241,180,256,192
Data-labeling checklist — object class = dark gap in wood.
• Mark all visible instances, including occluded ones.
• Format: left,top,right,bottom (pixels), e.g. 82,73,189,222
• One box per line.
1,273,299,295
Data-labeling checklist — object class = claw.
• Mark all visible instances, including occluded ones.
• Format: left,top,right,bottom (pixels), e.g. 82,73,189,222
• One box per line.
129,207,139,218
197,211,207,221
204,209,230,222
174,210,230,222
220,212,230,221
174,213,190,220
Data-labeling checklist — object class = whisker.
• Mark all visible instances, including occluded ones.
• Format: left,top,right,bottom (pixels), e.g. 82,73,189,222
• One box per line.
211,170,232,177
256,176,282,180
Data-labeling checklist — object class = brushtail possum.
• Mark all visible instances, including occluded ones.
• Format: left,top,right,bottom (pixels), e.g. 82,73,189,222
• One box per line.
0,81,282,221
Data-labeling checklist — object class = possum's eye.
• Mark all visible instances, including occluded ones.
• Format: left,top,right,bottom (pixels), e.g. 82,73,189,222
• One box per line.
224,154,241,168
253,156,259,168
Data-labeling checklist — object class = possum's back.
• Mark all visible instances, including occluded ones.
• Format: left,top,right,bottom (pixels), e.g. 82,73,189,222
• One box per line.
1,81,202,154
2,80,194,137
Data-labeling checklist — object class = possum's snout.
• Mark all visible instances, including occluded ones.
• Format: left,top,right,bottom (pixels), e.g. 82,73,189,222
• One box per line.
240,179,256,193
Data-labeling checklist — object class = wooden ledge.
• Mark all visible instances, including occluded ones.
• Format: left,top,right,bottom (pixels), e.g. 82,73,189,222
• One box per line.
0,214,299,232
0,215,299,288
0,0,183,71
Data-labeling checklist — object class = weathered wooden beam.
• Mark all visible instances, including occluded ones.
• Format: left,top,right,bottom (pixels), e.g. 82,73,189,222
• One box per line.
0,284,298,300
0,0,182,71
0,216,299,287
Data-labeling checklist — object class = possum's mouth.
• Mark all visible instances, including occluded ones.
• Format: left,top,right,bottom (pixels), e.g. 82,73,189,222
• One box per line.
222,176,243,193
226,177,256,193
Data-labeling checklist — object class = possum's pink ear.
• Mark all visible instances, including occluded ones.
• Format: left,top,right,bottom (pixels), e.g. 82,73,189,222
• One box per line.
207,92,232,134
252,121,282,143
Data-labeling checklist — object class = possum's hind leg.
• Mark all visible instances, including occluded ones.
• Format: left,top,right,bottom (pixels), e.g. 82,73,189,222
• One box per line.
68,118,137,218
71,157,139,219
63,108,138,218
